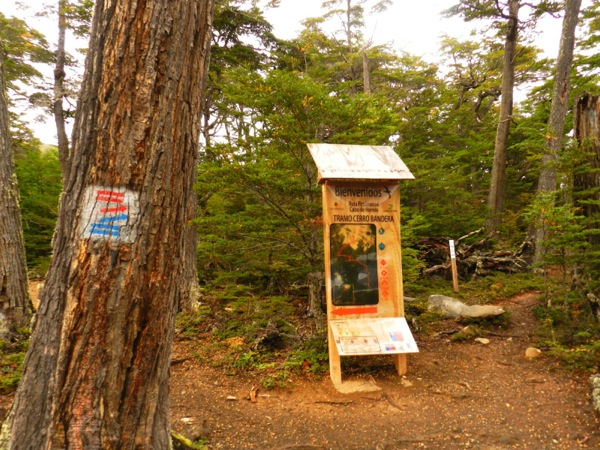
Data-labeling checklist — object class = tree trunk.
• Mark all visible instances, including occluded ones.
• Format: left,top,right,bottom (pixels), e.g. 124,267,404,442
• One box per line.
532,0,582,264
307,271,325,334
1,0,215,447
574,95,600,244
486,0,519,234
0,48,32,335
362,50,371,95
54,0,70,178
179,186,200,311
574,95,600,237
574,94,600,322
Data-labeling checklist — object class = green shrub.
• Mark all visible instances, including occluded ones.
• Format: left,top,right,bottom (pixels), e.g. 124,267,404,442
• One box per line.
175,305,212,340
0,334,29,393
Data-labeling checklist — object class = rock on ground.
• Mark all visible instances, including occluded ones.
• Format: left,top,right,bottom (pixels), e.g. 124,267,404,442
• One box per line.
428,294,505,318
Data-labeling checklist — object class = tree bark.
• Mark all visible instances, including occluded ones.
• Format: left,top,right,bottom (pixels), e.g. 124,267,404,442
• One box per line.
574,94,600,322
307,271,325,334
54,0,71,178
1,0,214,447
0,47,32,335
574,94,600,244
179,186,201,311
362,50,371,95
532,0,582,263
487,0,519,234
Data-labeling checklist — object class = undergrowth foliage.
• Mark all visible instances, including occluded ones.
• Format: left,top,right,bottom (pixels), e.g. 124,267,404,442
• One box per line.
171,271,600,394
1,275,597,396
0,330,29,393
533,296,600,373
175,285,330,390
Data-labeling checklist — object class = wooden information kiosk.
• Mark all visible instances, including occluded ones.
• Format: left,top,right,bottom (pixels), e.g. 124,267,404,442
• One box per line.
308,143,418,386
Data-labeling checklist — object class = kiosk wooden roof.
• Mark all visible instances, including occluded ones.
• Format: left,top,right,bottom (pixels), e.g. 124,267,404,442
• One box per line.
307,143,414,182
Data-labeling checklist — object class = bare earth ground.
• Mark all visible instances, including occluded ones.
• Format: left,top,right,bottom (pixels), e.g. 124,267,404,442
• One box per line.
3,288,598,448
170,293,600,450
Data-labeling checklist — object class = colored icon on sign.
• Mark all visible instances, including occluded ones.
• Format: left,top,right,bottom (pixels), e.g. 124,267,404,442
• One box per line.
378,228,385,235
379,243,385,250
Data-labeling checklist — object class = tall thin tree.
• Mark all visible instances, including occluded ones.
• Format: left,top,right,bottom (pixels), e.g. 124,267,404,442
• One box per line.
486,0,519,233
0,42,32,336
54,0,71,177
1,0,215,447
531,0,582,263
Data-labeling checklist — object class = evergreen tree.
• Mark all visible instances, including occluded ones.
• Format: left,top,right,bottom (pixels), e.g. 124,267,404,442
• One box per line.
197,68,398,289
0,42,32,335
14,143,62,276
445,0,561,233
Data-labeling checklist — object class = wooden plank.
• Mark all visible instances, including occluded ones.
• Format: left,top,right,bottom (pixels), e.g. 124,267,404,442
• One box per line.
328,324,342,385
308,144,414,182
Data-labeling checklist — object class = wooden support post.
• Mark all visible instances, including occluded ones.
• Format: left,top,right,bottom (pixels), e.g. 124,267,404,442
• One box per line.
449,239,459,293
328,324,342,385
393,354,407,376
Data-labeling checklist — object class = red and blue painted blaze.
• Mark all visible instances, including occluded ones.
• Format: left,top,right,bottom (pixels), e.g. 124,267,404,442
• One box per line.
89,190,127,238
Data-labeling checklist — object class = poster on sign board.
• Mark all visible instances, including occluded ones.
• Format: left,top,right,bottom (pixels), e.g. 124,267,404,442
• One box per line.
330,223,379,305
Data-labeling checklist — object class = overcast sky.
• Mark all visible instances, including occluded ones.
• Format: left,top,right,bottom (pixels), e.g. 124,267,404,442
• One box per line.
262,0,577,60
0,0,591,143
263,0,475,60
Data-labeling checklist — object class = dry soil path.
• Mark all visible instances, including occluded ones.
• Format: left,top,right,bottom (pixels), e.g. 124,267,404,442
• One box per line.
170,293,600,449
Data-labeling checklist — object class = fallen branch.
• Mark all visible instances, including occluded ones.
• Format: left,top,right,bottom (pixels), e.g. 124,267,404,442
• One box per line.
314,400,354,405
381,391,403,410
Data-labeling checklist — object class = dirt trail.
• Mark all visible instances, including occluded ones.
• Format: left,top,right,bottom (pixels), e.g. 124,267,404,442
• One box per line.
170,293,600,449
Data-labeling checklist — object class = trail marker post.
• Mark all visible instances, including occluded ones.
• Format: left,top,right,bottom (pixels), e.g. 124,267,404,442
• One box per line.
449,239,459,293
308,143,419,388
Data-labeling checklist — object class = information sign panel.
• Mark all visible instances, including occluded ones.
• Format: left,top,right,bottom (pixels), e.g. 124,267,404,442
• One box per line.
330,318,419,356
323,181,403,319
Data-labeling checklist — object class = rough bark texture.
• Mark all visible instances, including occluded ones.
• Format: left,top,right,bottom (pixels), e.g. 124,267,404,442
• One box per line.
532,0,582,263
54,0,71,177
2,0,214,447
574,96,600,239
574,94,600,321
307,271,325,334
486,0,519,233
0,50,32,334
179,186,200,311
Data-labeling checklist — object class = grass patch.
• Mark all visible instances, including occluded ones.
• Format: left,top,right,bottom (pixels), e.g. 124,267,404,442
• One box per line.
176,304,212,340
451,272,545,304
171,431,208,450
0,331,30,394
532,297,600,372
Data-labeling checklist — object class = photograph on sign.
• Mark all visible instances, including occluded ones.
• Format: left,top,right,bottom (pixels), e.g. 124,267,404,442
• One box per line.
330,223,379,306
